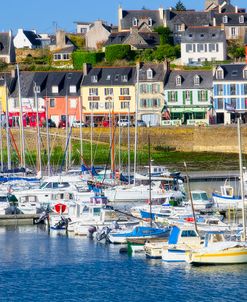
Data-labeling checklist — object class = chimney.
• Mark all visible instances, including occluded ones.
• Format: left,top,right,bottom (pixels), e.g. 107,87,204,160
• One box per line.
56,30,66,49
83,63,91,75
235,6,238,13
118,5,123,31
213,17,216,27
163,60,170,73
11,68,16,78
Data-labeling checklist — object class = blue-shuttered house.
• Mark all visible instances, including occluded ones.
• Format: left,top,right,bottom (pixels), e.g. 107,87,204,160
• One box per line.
213,64,247,124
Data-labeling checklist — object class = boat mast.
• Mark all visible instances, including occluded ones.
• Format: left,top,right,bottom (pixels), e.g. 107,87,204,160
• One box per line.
16,64,26,170
127,104,130,184
148,135,152,227
184,162,199,234
79,95,83,163
5,80,11,170
133,62,140,185
0,100,3,172
34,82,42,177
45,91,51,176
118,111,121,175
238,118,246,241
65,92,68,172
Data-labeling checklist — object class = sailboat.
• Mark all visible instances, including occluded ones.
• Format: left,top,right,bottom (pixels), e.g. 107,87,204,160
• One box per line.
186,119,247,265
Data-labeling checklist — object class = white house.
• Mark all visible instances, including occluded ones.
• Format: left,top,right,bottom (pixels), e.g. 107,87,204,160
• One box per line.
14,29,42,49
181,26,227,66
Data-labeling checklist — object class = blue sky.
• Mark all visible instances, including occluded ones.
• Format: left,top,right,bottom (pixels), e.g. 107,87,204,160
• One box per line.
1,0,246,34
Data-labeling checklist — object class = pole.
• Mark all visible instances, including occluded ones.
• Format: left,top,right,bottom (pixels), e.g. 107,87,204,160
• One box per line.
118,111,121,174
134,62,140,185
16,64,25,170
34,82,42,177
127,104,130,185
5,81,11,170
0,102,3,172
111,102,115,175
65,93,68,172
148,135,152,227
238,118,246,241
184,162,199,235
45,96,51,176
90,109,93,169
79,96,83,163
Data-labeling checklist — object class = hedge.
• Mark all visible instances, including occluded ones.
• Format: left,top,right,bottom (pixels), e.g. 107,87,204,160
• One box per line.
105,45,131,62
72,51,104,69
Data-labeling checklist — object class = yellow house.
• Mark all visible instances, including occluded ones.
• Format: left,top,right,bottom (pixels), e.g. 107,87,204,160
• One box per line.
0,75,8,113
81,64,136,125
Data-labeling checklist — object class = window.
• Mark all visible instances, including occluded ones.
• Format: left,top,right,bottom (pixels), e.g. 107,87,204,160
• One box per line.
121,102,129,109
175,24,182,31
70,99,77,109
186,44,193,52
181,230,197,237
63,54,70,60
13,99,19,108
132,18,138,26
239,15,244,23
105,102,113,109
121,75,128,82
223,15,228,23
120,88,129,95
106,75,111,80
209,43,217,52
230,84,236,95
69,85,76,93
243,69,247,79
115,74,120,81
104,88,113,96
89,102,99,110
52,86,58,93
168,91,177,102
184,91,191,101
89,88,98,96
148,18,152,26
194,75,200,85
198,90,207,102
197,43,204,52
244,84,247,95
216,84,223,96
216,69,224,80
50,98,55,108
91,75,98,83
54,54,61,60
147,68,153,80
176,76,181,86
230,27,237,37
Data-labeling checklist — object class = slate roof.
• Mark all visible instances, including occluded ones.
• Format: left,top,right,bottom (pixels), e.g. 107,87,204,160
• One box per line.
213,64,247,81
23,30,42,47
139,63,166,82
181,26,226,43
120,10,163,30
171,11,212,27
82,66,136,86
214,13,247,26
10,71,83,98
104,31,159,49
165,70,213,89
0,72,16,94
0,32,10,56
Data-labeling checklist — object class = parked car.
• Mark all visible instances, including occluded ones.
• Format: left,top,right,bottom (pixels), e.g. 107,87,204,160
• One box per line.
58,120,69,128
117,119,131,127
47,119,56,128
72,120,87,128
133,119,147,127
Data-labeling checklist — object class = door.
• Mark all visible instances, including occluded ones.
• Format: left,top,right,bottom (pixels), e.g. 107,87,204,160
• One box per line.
51,115,59,127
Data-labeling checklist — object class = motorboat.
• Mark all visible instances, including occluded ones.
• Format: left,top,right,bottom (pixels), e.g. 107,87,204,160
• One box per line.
186,231,247,265
212,184,243,210
186,190,213,210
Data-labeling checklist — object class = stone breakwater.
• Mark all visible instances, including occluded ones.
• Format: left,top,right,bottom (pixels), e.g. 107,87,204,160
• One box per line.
4,125,245,154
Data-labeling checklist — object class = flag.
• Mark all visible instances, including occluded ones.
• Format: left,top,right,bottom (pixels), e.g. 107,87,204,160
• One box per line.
161,104,171,120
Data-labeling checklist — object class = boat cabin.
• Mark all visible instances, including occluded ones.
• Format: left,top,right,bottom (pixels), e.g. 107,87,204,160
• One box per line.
168,226,201,248
203,231,225,247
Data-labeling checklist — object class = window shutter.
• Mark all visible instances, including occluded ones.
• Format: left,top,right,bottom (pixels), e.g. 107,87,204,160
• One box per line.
198,91,201,102
183,91,186,104
190,91,193,104
175,92,178,102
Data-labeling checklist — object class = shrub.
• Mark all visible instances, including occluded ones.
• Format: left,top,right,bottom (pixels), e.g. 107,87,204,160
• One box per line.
105,45,132,63
72,51,104,69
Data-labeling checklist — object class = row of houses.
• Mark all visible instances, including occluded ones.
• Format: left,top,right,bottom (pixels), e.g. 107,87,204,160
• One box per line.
1,0,247,66
1,61,247,126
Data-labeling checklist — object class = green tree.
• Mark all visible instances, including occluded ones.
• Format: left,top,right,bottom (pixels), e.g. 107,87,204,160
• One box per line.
228,40,245,59
153,44,180,61
105,45,132,63
154,26,173,45
175,0,186,11
68,34,85,49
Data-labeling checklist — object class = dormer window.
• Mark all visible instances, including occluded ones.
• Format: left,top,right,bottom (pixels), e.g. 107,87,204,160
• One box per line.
148,18,152,26
239,15,244,24
194,75,200,85
147,68,153,80
216,68,224,80
176,75,182,86
52,85,58,93
115,74,120,81
223,15,228,24
34,85,41,93
121,75,128,82
243,67,247,79
132,18,138,27
106,75,111,80
0,75,4,80
69,85,76,93
91,75,98,83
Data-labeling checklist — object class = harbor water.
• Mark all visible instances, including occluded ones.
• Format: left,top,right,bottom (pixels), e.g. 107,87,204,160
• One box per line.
0,224,247,302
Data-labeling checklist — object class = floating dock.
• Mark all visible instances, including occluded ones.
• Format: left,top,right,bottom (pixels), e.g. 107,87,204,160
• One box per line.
0,214,40,226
